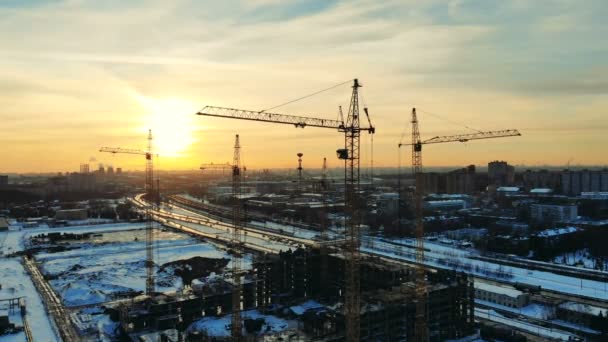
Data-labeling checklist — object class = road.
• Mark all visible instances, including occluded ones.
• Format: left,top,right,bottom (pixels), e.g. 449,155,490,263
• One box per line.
132,194,607,340
23,256,80,341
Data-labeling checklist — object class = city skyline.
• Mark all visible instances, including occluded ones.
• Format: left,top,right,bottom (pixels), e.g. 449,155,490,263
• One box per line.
1,0,607,172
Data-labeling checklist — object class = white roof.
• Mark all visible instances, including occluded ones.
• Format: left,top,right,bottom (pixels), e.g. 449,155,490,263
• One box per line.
530,188,553,194
537,226,578,237
497,187,520,192
474,281,524,298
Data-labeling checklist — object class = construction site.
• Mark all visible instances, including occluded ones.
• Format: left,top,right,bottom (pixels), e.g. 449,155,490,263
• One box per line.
5,77,607,342
76,79,508,341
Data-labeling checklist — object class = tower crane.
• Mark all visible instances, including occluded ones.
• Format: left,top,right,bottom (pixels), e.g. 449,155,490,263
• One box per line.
399,108,521,341
231,134,244,341
319,157,329,299
196,79,374,341
200,162,232,175
100,129,158,296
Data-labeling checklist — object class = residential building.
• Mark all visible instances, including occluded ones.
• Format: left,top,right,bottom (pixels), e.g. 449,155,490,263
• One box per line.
474,281,529,308
488,161,515,186
530,204,578,224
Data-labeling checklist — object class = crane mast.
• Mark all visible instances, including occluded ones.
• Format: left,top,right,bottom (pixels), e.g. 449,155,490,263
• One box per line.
411,108,427,342
99,129,156,297
399,109,520,341
343,79,361,342
320,157,329,299
196,79,373,341
231,134,243,341
145,130,155,297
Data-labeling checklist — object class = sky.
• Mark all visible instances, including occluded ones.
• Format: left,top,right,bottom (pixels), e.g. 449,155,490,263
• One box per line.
1,0,607,173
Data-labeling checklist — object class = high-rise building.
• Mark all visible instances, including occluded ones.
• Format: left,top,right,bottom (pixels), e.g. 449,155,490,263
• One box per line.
561,169,608,195
0,175,8,187
80,163,90,174
116,167,123,175
522,169,560,190
602,170,608,192
561,171,571,195
446,165,476,194
488,161,515,186
530,203,578,224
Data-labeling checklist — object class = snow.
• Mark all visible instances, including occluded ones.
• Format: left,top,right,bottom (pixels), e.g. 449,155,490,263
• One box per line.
474,281,523,298
250,221,319,240
363,237,608,301
188,309,296,337
537,226,578,237
551,319,600,335
497,187,520,192
289,300,325,316
0,222,146,255
553,248,602,270
35,230,241,307
475,308,577,340
558,301,608,316
476,300,551,320
0,258,58,342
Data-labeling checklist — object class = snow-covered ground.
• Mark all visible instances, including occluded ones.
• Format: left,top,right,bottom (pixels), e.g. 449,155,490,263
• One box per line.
0,222,146,255
188,309,297,337
476,300,551,320
35,231,243,307
553,249,606,271
476,300,601,335
71,306,119,341
475,308,577,340
0,258,58,342
365,237,608,301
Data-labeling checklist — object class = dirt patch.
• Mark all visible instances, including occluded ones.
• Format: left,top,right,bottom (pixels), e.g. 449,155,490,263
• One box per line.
160,256,229,286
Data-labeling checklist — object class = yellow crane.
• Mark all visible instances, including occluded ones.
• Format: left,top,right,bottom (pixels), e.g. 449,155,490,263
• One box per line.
100,129,158,296
196,79,374,341
399,108,520,341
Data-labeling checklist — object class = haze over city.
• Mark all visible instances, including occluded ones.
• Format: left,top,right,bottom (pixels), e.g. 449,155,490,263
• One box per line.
1,0,606,172
1,2,608,342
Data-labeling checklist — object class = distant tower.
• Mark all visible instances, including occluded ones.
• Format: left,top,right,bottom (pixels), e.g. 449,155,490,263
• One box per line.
98,164,105,174
107,166,114,175
80,163,90,174
116,167,122,175
297,153,304,193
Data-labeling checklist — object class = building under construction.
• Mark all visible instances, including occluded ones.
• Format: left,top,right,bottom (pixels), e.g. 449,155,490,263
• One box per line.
116,246,475,341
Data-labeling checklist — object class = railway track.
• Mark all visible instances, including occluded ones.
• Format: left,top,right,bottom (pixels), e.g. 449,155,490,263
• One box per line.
138,195,608,322
22,311,34,342
23,256,80,342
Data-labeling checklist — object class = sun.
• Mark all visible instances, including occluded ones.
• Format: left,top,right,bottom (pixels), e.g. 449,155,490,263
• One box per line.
134,94,201,157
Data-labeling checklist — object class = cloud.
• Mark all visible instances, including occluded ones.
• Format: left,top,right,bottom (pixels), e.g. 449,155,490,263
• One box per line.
0,0,606,171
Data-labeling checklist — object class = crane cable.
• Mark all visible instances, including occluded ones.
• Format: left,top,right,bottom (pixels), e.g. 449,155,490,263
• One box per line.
417,108,483,133
360,90,374,185
260,79,354,113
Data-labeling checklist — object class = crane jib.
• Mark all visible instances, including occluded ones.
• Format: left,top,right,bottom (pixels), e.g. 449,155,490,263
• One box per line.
197,106,373,132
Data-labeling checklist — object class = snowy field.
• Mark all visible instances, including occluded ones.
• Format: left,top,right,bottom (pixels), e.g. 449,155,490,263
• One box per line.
0,222,147,255
35,230,243,307
0,259,58,342
188,309,297,337
365,237,608,301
